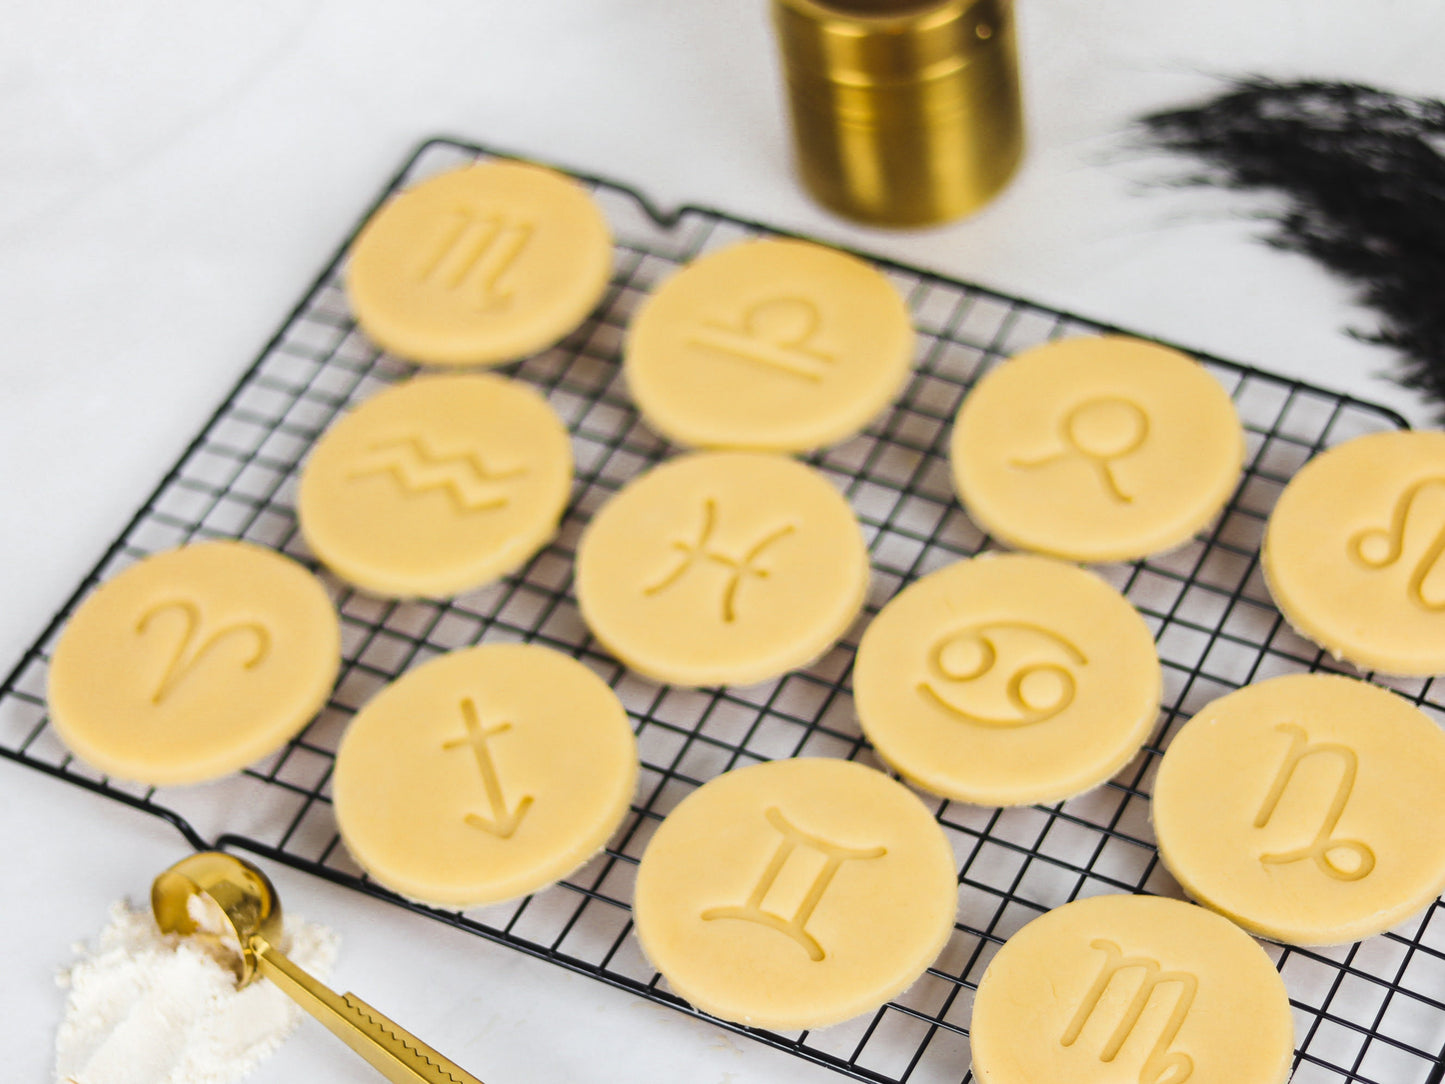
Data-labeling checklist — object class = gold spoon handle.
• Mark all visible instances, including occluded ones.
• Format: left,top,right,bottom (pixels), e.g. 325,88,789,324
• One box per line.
254,935,484,1084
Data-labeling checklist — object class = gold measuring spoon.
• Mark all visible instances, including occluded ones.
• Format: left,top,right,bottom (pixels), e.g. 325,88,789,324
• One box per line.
152,850,485,1084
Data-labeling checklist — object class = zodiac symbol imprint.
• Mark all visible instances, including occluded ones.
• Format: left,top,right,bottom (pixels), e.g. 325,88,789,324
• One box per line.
416,207,534,312
688,297,834,382
644,498,796,622
442,697,533,838
701,807,886,961
348,435,526,513
136,599,271,705
917,622,1086,728
1348,476,1445,611
1254,723,1375,881
1061,939,1197,1084
1012,397,1150,503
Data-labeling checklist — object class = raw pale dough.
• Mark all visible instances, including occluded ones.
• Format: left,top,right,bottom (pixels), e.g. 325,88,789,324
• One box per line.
332,642,638,907
1152,673,1445,946
631,757,957,1030
573,451,869,686
625,238,914,452
1263,429,1445,675
47,540,340,786
297,373,572,598
853,553,1161,806
951,336,1244,562
346,159,612,366
971,894,1294,1084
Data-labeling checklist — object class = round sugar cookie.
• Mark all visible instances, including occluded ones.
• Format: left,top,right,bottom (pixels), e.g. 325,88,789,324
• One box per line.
332,642,637,907
971,894,1294,1084
625,238,914,452
853,553,1161,807
574,452,869,686
951,336,1245,562
47,540,340,786
297,373,572,598
1263,429,1445,675
1153,673,1445,946
632,757,957,1030
346,159,612,366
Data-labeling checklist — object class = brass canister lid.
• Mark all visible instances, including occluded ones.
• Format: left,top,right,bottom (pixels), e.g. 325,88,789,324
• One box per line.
772,0,1024,227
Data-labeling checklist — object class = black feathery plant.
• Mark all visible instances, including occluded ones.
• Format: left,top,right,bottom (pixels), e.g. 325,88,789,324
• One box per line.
1137,77,1445,420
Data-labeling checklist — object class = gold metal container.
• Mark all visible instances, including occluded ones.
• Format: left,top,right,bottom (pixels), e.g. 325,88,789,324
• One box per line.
772,0,1024,227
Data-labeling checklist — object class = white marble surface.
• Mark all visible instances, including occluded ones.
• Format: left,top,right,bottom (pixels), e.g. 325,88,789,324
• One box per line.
3,1,1442,1081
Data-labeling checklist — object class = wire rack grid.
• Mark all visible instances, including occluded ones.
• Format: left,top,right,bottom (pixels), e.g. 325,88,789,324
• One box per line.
2,137,1443,1084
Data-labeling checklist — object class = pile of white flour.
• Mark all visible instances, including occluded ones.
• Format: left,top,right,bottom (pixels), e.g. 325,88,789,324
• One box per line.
54,899,339,1084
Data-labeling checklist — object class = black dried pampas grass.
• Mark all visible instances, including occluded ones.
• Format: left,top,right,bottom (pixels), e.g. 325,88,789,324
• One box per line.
1137,78,1445,419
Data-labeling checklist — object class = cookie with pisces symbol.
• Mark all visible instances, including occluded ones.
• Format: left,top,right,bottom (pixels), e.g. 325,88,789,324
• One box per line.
574,451,869,686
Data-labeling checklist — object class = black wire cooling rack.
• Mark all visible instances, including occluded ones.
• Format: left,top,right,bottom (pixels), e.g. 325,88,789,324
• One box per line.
3,137,1444,1084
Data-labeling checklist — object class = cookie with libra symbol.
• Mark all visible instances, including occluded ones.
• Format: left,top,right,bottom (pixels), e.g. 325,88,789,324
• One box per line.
346,159,613,366
951,336,1244,562
1153,673,1445,946
1263,429,1445,675
970,895,1294,1084
632,757,957,1030
854,553,1161,807
332,643,638,907
574,451,869,686
297,373,572,598
47,540,340,786
625,238,915,452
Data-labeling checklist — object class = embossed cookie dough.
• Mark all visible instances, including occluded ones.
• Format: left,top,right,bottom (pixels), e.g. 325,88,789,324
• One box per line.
1263,429,1445,675
951,336,1245,562
332,642,637,907
853,553,1161,807
1153,673,1445,946
971,894,1294,1084
625,238,914,452
346,159,612,366
574,452,869,686
47,540,340,786
632,757,957,1030
297,373,572,598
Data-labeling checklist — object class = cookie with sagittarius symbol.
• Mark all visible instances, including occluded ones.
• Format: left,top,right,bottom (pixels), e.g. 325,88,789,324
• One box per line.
333,643,638,907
